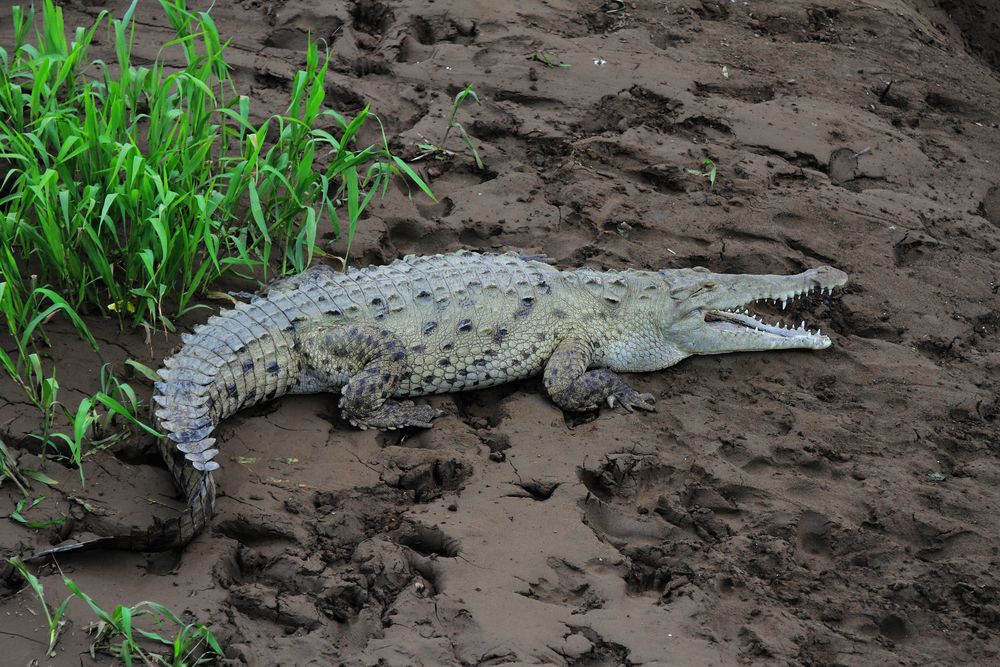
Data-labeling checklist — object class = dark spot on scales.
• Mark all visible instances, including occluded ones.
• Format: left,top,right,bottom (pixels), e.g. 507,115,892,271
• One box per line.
266,361,280,374
226,384,238,398
438,357,451,366
393,351,406,362
457,319,473,333
242,359,254,374
410,344,426,353
423,321,437,335
442,341,453,351
515,296,535,318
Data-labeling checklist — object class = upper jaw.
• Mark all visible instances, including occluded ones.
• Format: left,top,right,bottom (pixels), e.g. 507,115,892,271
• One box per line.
706,266,848,311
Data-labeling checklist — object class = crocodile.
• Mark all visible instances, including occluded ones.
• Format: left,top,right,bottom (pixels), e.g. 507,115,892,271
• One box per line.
33,250,847,557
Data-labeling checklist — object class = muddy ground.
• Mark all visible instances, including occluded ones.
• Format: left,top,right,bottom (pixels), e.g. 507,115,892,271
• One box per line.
2,0,1000,664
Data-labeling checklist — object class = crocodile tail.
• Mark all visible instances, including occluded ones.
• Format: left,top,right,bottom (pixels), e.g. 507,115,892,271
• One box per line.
27,300,299,560
24,459,215,560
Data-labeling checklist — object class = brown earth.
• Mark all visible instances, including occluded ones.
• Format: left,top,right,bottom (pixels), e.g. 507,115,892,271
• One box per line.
2,0,1000,665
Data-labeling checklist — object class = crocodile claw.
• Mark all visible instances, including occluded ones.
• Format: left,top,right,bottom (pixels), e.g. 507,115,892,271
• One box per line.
607,390,656,413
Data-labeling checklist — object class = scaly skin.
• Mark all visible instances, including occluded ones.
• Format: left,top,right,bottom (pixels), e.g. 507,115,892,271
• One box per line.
29,251,847,558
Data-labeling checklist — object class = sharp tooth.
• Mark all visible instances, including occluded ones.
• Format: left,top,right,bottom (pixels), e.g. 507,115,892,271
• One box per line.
781,299,787,310
800,320,806,329
817,328,822,336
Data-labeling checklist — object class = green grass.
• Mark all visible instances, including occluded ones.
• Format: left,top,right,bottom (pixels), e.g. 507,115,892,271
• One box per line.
9,557,224,664
686,158,718,189
0,0,431,501
415,83,485,170
9,557,72,657
526,50,571,68
0,0,430,331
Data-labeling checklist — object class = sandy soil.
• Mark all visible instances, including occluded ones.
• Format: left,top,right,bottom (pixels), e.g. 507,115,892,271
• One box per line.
2,0,1000,664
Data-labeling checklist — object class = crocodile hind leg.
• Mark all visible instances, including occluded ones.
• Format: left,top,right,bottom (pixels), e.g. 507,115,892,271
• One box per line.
543,338,656,413
299,324,439,430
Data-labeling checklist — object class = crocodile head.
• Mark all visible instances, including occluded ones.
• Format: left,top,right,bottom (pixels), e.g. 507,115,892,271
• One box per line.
662,265,849,355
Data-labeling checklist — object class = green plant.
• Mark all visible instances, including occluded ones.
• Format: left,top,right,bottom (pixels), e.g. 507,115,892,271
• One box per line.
8,557,72,658
9,557,224,664
415,84,485,170
67,580,224,666
526,50,571,68
0,438,31,496
686,158,718,189
0,0,432,331
0,436,60,496
9,495,65,528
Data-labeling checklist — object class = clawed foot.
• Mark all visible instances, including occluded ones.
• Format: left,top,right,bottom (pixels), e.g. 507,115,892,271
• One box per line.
346,400,442,430
607,387,656,413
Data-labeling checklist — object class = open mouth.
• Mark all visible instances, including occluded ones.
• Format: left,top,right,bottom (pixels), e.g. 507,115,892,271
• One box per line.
703,284,839,344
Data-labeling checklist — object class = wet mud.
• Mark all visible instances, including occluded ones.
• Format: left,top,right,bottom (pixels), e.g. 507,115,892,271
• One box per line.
1,0,999,664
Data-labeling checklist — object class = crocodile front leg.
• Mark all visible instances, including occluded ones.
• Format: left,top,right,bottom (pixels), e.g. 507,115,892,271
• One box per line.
300,324,439,430
543,338,656,413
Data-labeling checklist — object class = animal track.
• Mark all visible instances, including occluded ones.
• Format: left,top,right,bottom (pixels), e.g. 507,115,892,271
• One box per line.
581,85,682,134
351,0,394,36
518,557,604,612
408,14,477,45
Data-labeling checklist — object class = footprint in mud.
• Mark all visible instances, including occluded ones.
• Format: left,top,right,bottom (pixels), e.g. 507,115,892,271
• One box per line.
415,196,455,221
518,556,605,612
796,510,834,564
578,453,742,564
351,0,394,36
217,491,461,636
263,10,345,50
408,14,477,45
379,445,474,502
580,85,681,135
